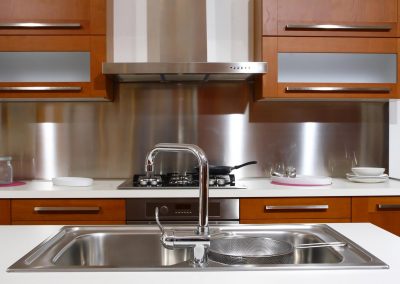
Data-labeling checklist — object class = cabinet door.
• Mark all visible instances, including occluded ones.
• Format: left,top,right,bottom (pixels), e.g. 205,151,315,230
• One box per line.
240,197,351,223
352,197,400,236
0,199,11,224
0,35,110,101
0,0,105,35
11,199,125,224
263,0,398,37
256,37,399,100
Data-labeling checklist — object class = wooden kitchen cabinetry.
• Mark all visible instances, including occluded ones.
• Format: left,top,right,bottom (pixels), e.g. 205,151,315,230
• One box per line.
352,197,400,236
0,0,105,35
255,37,399,100
0,0,111,101
262,0,398,37
0,199,11,225
240,197,351,224
11,199,125,225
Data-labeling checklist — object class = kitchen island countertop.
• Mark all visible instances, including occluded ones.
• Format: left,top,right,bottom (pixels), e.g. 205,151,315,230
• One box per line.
1,178,400,198
0,223,399,284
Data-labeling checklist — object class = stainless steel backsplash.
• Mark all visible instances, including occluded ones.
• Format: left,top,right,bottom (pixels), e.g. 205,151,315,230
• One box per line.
0,83,388,180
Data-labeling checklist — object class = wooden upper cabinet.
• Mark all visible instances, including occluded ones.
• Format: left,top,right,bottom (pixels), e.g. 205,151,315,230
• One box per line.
352,197,400,236
0,200,11,225
263,0,398,37
256,37,399,100
0,35,110,100
0,0,105,35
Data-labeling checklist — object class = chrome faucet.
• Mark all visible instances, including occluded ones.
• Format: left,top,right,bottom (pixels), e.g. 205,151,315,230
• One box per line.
146,143,210,265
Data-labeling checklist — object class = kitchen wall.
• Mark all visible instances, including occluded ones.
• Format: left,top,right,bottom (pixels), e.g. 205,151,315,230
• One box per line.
0,82,388,180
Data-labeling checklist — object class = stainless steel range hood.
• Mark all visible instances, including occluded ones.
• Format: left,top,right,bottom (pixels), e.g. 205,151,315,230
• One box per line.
103,0,267,83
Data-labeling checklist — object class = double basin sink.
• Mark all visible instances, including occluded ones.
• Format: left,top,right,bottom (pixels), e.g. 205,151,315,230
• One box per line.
8,224,388,271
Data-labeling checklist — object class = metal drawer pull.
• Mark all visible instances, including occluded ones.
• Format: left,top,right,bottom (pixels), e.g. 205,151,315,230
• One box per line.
0,22,81,29
377,204,400,210
0,87,82,92
265,205,329,211
285,24,391,32
34,207,101,213
285,87,391,93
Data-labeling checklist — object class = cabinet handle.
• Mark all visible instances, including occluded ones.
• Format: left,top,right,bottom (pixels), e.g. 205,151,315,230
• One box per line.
285,87,391,94
265,205,329,211
0,22,81,29
377,204,400,210
285,24,392,32
0,87,82,92
34,207,101,213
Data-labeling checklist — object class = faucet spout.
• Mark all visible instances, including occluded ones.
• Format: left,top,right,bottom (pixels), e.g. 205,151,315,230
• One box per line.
146,143,210,265
146,143,209,232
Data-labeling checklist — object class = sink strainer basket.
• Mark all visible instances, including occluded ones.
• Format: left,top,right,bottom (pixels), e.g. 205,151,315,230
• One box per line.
208,236,346,265
208,236,295,265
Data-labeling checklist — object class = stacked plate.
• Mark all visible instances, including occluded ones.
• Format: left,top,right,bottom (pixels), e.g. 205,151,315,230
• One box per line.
346,167,388,183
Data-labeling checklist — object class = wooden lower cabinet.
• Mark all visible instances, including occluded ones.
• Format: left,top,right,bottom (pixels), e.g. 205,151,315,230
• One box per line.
0,199,11,224
352,197,400,236
240,197,351,224
11,199,125,225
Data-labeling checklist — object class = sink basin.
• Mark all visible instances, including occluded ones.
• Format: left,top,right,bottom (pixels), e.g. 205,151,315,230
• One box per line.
8,224,388,271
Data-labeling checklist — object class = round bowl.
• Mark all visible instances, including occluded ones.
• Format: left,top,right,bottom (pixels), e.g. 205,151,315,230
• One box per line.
351,167,385,176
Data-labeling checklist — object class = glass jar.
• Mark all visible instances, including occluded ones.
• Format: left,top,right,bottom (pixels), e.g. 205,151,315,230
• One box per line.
0,156,13,184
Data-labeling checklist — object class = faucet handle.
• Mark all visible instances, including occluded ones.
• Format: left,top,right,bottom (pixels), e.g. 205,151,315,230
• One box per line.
155,207,165,234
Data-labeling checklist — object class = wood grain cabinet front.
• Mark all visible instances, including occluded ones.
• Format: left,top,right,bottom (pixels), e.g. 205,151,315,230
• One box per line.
256,37,399,100
352,197,400,236
0,35,110,101
0,0,105,35
240,197,351,224
263,0,398,37
11,199,126,225
0,199,11,225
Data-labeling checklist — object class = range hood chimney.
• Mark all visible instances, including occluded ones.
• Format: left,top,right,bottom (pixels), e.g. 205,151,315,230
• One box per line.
103,0,267,83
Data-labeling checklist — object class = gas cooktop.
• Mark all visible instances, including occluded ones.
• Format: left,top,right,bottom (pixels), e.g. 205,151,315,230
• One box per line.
117,173,246,189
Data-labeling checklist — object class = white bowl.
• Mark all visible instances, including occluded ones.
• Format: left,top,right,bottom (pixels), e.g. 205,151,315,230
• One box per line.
351,167,385,176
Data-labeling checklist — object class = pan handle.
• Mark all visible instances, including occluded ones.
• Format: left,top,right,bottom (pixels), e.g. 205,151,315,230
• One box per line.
232,161,258,170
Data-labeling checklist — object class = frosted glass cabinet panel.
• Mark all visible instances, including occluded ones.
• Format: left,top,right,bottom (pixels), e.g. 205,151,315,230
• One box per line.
256,37,399,100
0,52,90,82
278,53,397,84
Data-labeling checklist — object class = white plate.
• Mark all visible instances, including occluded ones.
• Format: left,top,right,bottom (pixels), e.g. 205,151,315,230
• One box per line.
346,176,388,183
271,175,332,186
346,173,388,179
52,177,93,187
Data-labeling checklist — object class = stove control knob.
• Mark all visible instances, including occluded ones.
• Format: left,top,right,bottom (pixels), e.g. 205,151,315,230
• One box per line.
139,179,148,186
159,205,169,215
150,179,158,186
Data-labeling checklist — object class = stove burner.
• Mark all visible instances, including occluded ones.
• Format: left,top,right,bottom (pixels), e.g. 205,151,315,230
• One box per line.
168,173,194,186
132,173,235,188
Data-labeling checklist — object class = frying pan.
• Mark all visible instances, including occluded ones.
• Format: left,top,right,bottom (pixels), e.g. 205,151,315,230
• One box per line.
196,161,257,175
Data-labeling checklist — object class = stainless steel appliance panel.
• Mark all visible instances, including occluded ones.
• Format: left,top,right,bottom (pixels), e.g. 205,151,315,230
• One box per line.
0,83,388,180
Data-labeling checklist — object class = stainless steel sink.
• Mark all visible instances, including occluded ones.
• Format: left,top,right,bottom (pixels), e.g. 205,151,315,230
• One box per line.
8,224,388,271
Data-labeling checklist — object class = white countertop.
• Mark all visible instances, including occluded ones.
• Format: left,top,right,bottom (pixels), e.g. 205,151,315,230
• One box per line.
0,223,399,284
1,178,400,198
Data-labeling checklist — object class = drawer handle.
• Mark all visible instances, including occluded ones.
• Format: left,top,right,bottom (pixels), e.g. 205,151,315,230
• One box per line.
265,205,329,211
285,24,392,32
285,87,391,94
0,22,81,29
377,204,400,210
0,87,82,92
33,207,101,213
